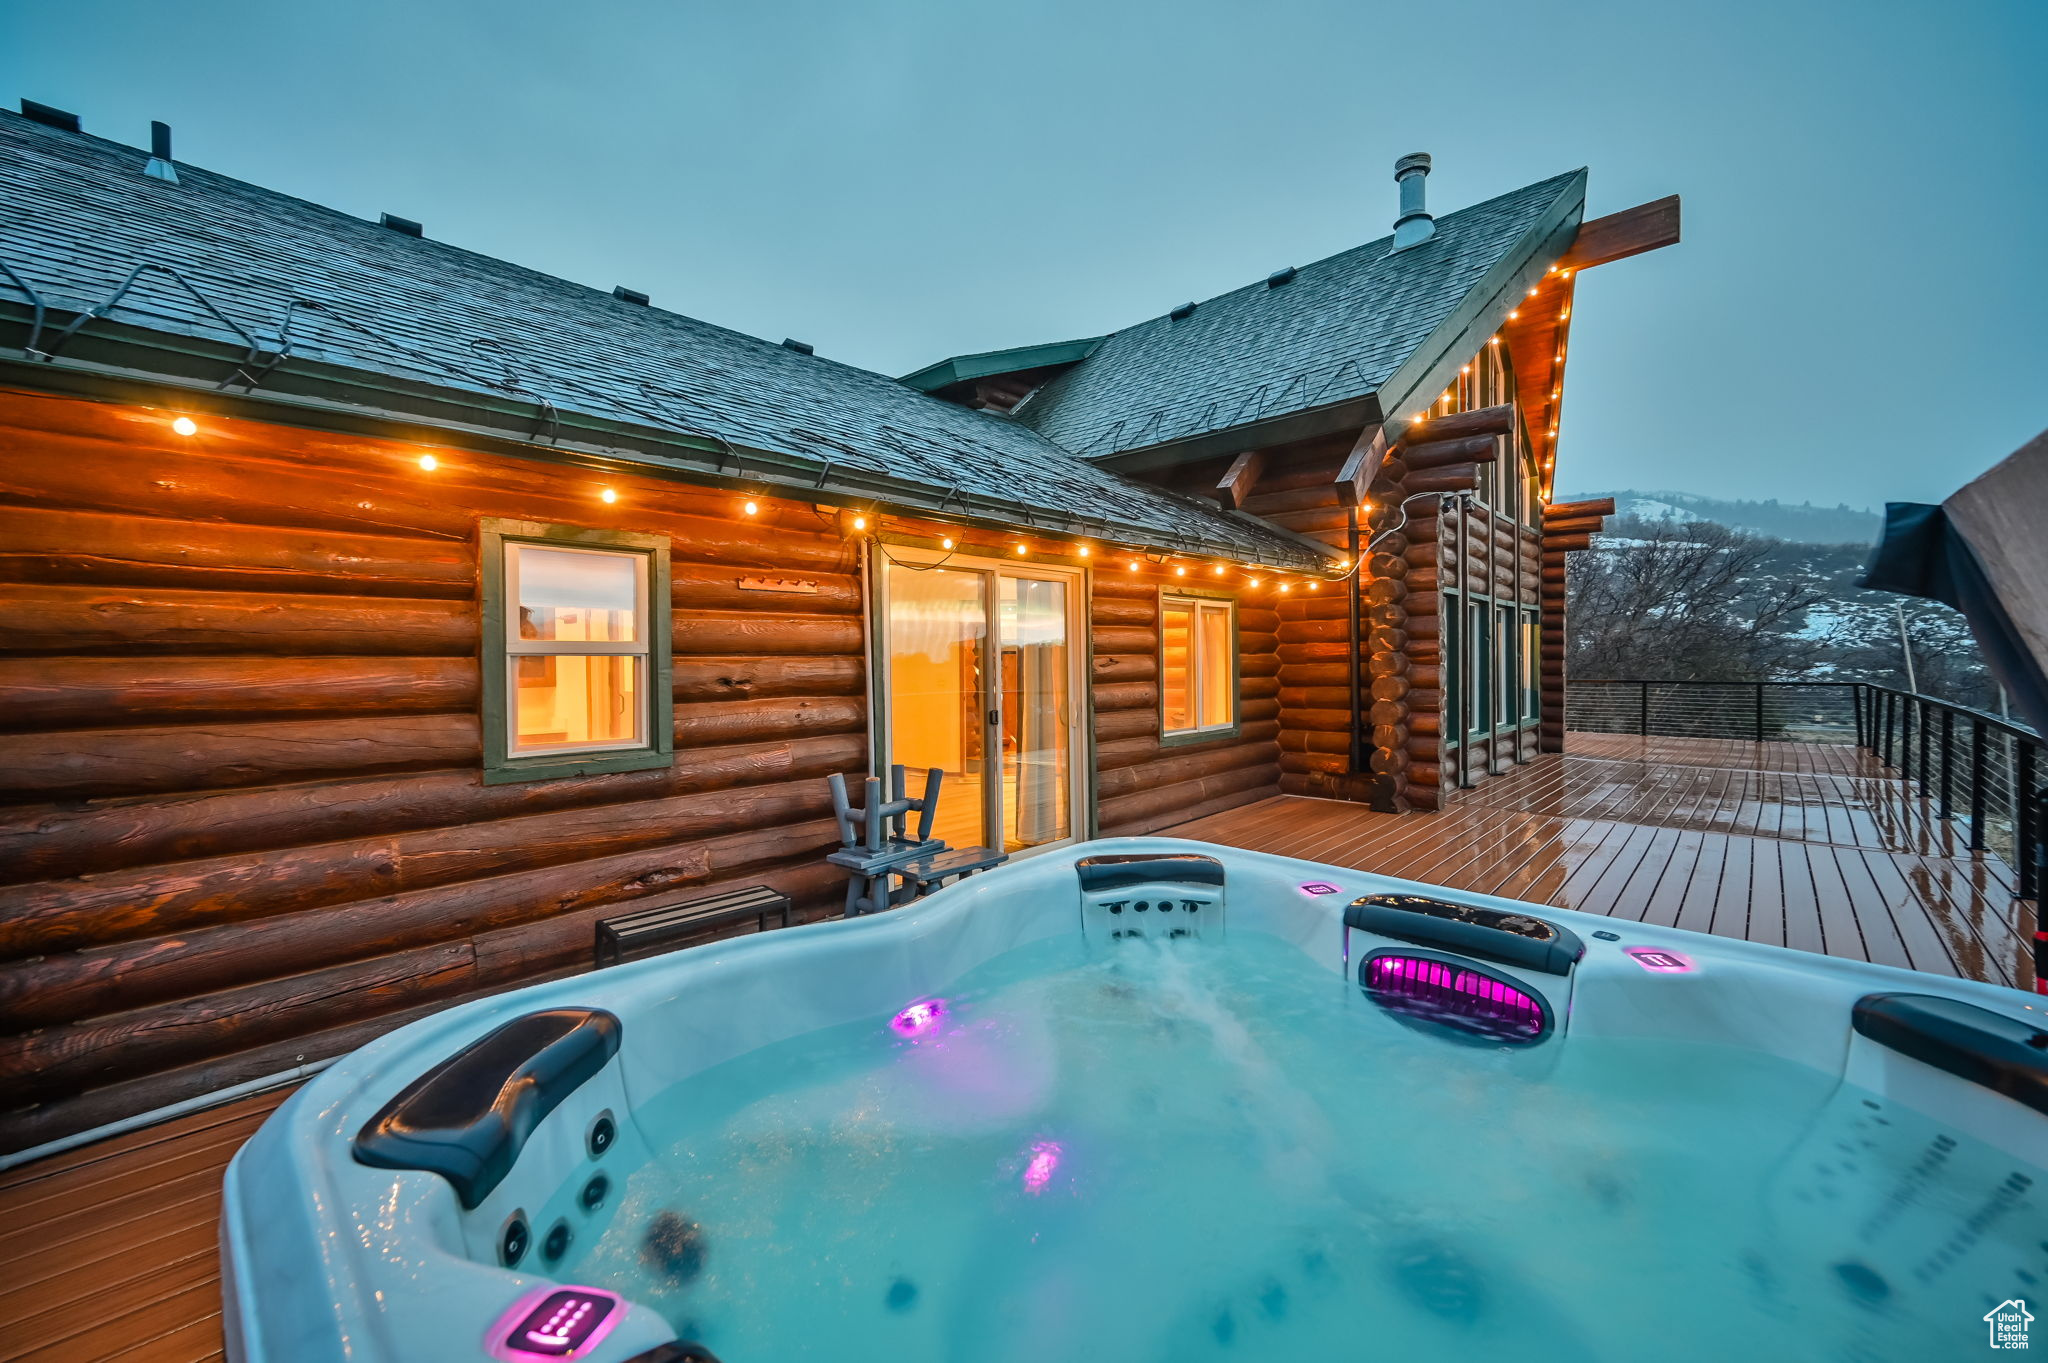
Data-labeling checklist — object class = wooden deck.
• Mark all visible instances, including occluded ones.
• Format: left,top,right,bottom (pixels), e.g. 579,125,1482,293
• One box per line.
1172,731,2037,990
0,1088,290,1363
0,730,2034,1362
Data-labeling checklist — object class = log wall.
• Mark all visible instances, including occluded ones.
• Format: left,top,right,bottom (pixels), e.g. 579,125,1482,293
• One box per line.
1090,564,1280,837
0,389,873,1151
1538,497,1616,751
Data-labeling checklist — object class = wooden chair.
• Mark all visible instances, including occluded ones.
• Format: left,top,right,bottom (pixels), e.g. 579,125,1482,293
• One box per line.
826,766,947,916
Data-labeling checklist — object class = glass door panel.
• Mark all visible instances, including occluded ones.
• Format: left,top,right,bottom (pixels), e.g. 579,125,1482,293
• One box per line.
884,564,987,850
999,575,1072,852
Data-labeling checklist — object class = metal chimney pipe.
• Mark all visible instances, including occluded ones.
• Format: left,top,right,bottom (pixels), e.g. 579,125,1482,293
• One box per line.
144,120,179,183
1391,153,1435,251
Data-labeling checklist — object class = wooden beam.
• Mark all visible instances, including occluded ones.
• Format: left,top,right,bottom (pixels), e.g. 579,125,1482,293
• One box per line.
1558,196,1680,271
1394,403,1514,447
1214,449,1268,510
1333,425,1386,508
1543,496,1616,520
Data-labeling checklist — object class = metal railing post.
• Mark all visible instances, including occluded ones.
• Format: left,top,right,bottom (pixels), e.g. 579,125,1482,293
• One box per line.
1854,684,1866,749
1639,681,1649,738
1969,718,1988,851
1753,682,1765,743
2019,743,2038,902
1882,691,1895,768
1938,707,1954,819
1917,696,1931,792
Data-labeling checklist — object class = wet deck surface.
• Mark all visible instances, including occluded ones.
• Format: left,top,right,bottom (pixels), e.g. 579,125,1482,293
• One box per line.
0,1088,289,1363
1,731,2033,1361
1171,732,2037,990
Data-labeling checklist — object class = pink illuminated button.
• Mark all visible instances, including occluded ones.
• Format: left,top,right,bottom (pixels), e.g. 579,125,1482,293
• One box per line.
493,1288,622,1360
1624,946,1695,973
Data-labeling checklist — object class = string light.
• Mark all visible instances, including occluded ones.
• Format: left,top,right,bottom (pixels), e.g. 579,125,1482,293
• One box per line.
1174,565,1186,576
1211,564,1225,576
1248,577,1262,587
1279,583,1292,593
743,500,759,516
600,488,618,504
171,416,197,436
1014,544,1028,556
417,454,438,471
852,514,868,530
1508,309,1520,320
1128,560,1140,573
941,537,955,550
1077,545,1091,558
1489,335,1501,346
1308,582,1321,591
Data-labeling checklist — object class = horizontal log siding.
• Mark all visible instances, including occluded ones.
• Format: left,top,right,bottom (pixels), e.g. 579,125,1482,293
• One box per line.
1090,571,1280,837
0,390,873,1151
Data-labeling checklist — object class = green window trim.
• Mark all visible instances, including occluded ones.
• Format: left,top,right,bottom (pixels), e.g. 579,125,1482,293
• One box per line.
1158,586,1241,746
479,517,673,785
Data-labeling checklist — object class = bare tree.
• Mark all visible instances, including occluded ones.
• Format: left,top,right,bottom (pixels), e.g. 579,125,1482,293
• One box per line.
1567,518,1827,681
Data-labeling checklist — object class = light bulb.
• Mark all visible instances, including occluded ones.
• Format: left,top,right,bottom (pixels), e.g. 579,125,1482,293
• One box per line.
417,454,438,471
600,488,618,504
1212,564,1224,575
1174,566,1186,576
1526,287,1538,297
743,500,759,516
852,514,867,530
1508,309,1520,320
1015,544,1028,556
1279,583,1292,593
171,416,197,436
942,537,955,550
1248,577,1262,587
1309,582,1321,591
1127,561,1139,573
1077,545,1091,557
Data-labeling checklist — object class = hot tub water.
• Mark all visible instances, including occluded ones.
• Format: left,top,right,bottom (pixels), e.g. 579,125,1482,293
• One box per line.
554,932,2039,1362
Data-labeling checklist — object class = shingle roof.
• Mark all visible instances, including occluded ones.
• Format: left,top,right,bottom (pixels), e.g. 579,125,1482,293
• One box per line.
0,112,1324,569
1015,171,1586,458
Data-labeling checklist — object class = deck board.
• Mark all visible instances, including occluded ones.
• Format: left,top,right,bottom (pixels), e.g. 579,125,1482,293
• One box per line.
0,1088,290,1363
1170,732,2035,990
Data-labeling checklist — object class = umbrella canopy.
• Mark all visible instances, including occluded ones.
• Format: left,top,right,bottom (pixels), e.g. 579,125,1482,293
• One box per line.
1860,430,2048,732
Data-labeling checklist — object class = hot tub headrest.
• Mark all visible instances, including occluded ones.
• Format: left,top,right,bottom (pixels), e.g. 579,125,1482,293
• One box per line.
1853,992,2048,1117
353,1007,622,1209
1076,853,1226,892
1344,894,1584,977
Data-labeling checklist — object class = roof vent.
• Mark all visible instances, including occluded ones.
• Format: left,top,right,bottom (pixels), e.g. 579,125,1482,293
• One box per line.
1266,266,1297,288
379,213,423,238
612,286,650,306
781,338,814,355
20,99,81,133
144,120,179,184
1390,153,1436,252
1168,301,1197,321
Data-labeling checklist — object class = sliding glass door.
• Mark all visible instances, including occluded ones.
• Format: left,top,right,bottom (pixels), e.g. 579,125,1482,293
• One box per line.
878,550,1084,855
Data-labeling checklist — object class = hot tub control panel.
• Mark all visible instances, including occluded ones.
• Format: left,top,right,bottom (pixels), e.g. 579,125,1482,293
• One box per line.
489,1286,623,1360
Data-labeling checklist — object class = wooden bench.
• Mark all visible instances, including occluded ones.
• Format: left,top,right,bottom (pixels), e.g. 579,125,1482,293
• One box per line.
594,885,793,968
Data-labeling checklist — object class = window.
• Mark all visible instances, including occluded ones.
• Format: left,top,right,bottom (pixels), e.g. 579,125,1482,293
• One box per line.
1161,593,1237,739
1442,588,1462,750
1496,602,1515,729
1467,599,1492,738
481,519,672,784
1522,608,1542,723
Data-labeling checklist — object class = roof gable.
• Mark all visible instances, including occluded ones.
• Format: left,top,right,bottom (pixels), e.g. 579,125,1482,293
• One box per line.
1015,170,1587,462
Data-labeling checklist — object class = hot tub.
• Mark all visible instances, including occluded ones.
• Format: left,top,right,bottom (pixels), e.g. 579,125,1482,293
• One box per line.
221,838,2048,1362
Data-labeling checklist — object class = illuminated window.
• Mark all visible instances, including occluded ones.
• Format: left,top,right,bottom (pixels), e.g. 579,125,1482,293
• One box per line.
1161,594,1237,738
481,519,672,783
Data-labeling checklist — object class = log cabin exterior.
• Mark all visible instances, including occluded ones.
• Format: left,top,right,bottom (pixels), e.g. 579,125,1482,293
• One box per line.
0,106,1675,1153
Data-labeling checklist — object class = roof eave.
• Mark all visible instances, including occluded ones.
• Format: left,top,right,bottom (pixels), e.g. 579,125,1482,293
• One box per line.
0,306,1328,572
897,336,1105,393
1086,392,1386,475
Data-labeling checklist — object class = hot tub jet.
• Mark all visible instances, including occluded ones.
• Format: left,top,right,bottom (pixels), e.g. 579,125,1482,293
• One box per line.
1022,1140,1063,1195
891,999,946,1036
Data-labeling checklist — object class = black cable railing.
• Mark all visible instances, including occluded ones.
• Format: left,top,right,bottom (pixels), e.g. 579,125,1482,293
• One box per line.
1569,679,2045,992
